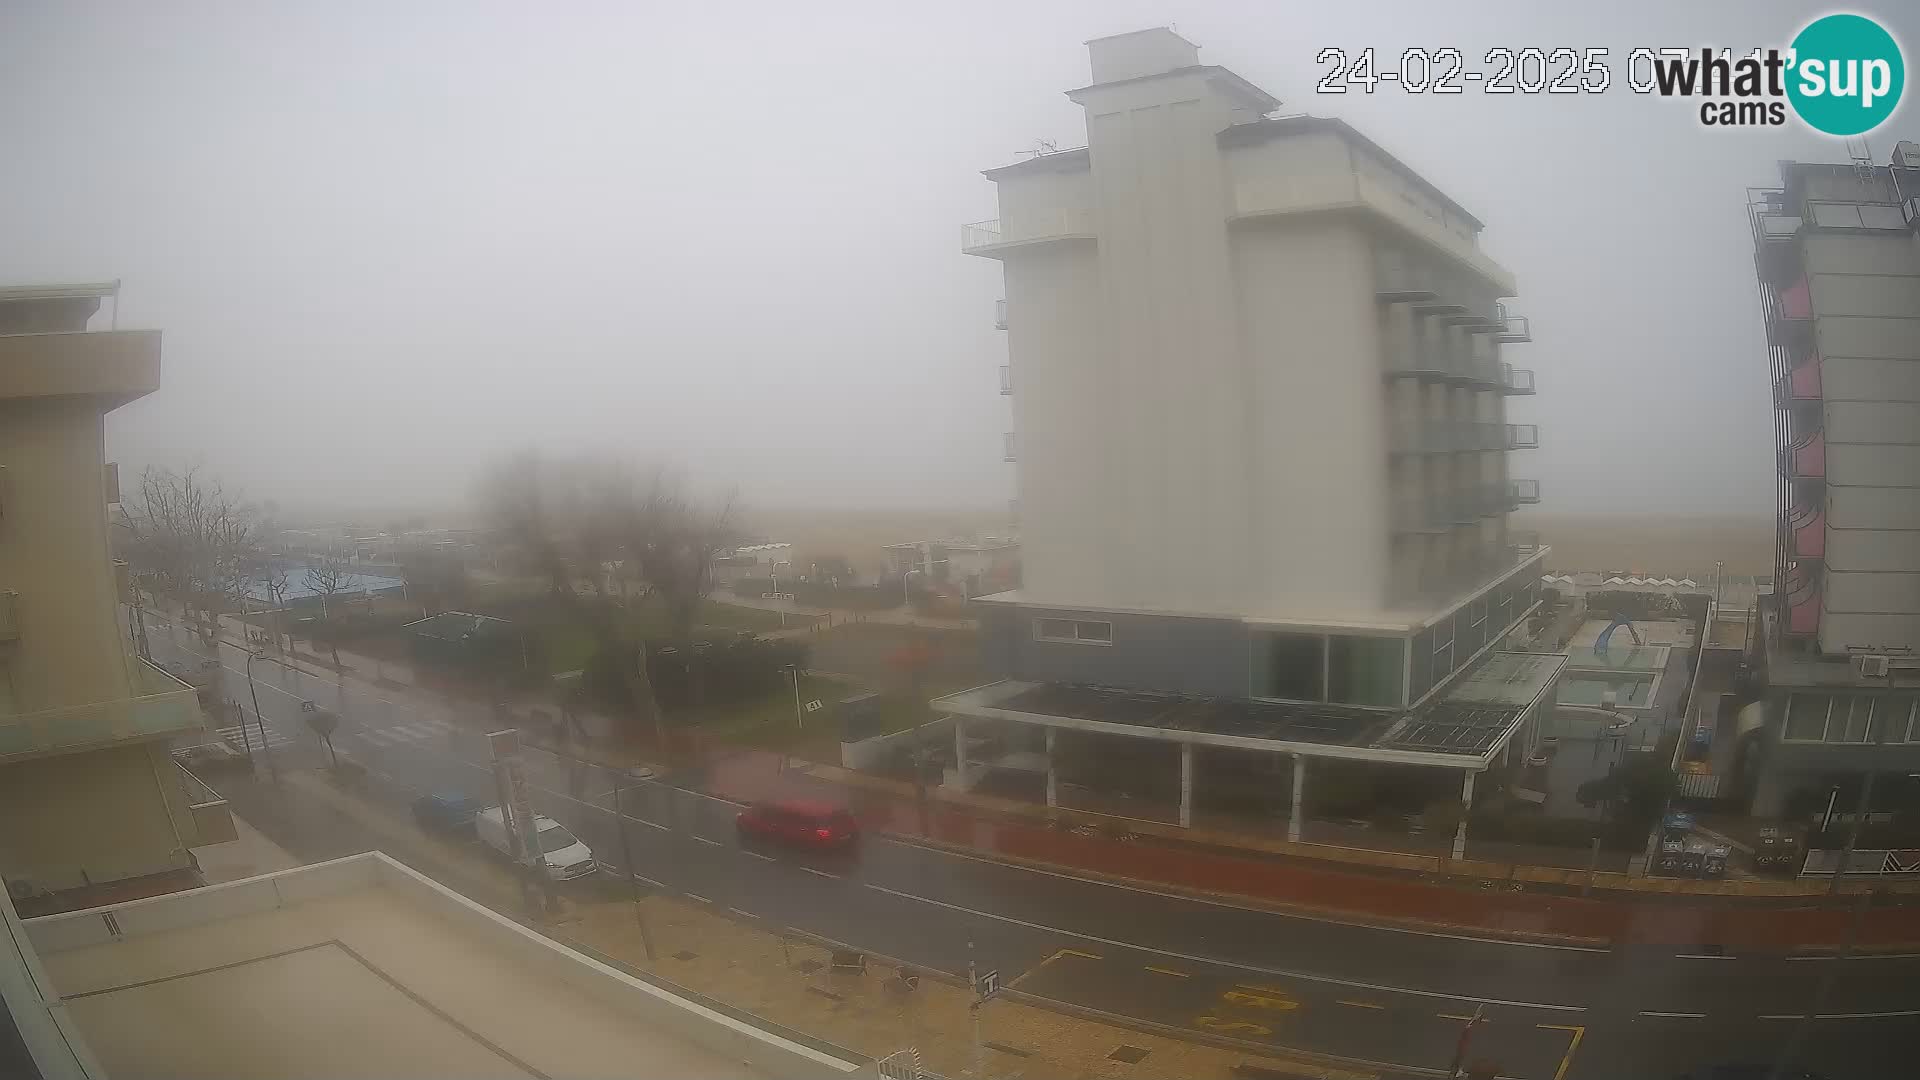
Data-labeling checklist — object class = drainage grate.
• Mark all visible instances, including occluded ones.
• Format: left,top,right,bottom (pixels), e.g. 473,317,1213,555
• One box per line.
985,1041,1032,1058
795,958,823,975
672,950,698,961
1108,1045,1150,1064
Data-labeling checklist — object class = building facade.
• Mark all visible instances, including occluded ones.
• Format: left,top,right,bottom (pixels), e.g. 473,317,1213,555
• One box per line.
941,31,1562,852
0,283,225,910
1745,143,1920,821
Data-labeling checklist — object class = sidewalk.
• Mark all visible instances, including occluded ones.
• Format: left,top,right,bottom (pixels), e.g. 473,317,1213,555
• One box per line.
696,750,1920,950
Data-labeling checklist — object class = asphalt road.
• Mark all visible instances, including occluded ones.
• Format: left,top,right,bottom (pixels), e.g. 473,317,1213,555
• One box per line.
150,623,1917,1080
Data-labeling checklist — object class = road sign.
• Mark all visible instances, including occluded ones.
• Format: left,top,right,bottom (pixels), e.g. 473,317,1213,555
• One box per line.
975,968,999,1001
804,699,824,713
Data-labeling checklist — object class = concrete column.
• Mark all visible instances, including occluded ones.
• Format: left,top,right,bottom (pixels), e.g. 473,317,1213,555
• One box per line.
952,716,968,789
1452,770,1476,860
1178,742,1194,828
1044,728,1058,808
1288,754,1305,843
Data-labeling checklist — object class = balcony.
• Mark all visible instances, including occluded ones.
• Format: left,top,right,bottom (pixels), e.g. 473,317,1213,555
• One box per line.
995,299,1007,331
1003,433,1016,462
1508,478,1541,506
177,760,236,846
961,209,1097,258
0,589,16,642
1789,501,1826,559
1785,430,1825,479
1383,347,1451,382
999,365,1013,395
0,657,205,762
1499,364,1535,395
1774,357,1822,404
1505,423,1539,450
1508,529,1543,557
1493,302,1531,343
1752,206,1805,285
1784,562,1821,637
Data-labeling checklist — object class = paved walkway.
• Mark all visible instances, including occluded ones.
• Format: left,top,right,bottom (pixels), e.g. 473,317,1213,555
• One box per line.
192,816,302,884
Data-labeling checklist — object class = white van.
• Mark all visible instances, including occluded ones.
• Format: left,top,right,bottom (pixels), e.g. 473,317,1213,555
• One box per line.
475,806,596,880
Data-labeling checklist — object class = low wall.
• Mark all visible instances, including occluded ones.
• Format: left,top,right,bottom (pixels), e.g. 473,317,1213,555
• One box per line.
841,716,951,771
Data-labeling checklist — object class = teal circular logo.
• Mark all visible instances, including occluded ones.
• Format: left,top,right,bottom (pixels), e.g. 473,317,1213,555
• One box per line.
1787,14,1905,136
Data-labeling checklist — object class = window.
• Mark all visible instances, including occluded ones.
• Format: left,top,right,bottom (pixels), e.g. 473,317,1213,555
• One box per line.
1784,694,1829,741
1469,598,1487,629
1825,696,1876,744
1264,633,1326,702
1329,636,1406,708
1431,614,1455,677
1408,627,1434,703
1891,698,1920,743
1034,618,1112,646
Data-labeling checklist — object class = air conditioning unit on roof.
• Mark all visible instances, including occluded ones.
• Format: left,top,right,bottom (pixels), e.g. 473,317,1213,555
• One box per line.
1859,655,1890,678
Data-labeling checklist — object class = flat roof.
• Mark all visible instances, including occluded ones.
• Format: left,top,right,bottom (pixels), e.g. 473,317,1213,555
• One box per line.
25,853,858,1080
1218,115,1484,230
0,282,118,302
938,651,1564,769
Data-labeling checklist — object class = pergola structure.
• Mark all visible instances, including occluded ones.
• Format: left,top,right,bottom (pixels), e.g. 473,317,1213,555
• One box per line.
933,651,1566,858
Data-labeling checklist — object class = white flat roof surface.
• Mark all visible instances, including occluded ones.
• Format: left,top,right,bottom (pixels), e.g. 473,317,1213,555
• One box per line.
30,858,813,1080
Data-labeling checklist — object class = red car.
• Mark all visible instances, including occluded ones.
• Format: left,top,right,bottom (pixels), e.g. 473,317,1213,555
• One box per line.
736,799,860,850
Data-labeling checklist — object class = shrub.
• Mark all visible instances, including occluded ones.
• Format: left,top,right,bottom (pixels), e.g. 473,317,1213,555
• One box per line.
585,635,809,713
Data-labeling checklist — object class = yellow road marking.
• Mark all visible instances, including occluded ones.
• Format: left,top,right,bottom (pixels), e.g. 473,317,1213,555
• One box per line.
1144,965,1190,978
1235,983,1293,996
1438,1013,1481,1023
1193,1015,1270,1036
1537,1023,1586,1080
1336,999,1385,1010
1223,989,1298,1011
1056,948,1102,961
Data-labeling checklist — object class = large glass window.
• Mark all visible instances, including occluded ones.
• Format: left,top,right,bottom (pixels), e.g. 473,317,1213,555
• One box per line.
1826,696,1876,744
1264,633,1326,701
1329,636,1406,707
1784,694,1830,741
1431,614,1456,678
1034,618,1113,645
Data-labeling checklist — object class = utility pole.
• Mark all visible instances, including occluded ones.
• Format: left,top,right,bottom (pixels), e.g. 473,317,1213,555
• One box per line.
605,764,658,964
244,651,277,783
967,936,984,1080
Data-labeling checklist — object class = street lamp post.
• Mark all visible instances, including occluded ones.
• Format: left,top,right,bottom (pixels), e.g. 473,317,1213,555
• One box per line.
903,568,923,610
244,650,277,782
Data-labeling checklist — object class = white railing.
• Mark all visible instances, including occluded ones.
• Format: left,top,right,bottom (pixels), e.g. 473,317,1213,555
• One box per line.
993,299,1007,330
998,365,1012,395
0,657,203,759
1506,423,1539,450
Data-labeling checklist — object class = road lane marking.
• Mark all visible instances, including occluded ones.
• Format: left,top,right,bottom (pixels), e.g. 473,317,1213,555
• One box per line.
1674,953,1736,960
1193,1015,1270,1037
1538,1024,1584,1080
877,837,1608,953
625,816,669,831
801,867,839,879
742,850,775,862
726,907,756,919
1223,989,1297,1011
1144,965,1189,978
1057,948,1103,961
1437,1013,1479,1022
1336,999,1384,1010
1786,951,1920,961
1638,1010,1706,1018
693,836,723,847
1760,1009,1920,1020
684,893,711,904
861,882,1586,1013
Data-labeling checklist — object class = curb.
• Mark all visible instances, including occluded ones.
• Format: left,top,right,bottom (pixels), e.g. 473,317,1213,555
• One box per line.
882,830,1613,951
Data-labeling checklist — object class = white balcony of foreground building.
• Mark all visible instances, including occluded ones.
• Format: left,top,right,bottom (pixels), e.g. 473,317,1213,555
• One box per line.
1507,478,1541,506
960,206,1098,257
1499,363,1535,395
1505,423,1539,450
0,656,205,763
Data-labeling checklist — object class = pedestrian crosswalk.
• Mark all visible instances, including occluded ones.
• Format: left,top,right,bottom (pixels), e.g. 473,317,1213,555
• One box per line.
355,717,456,748
217,724,296,752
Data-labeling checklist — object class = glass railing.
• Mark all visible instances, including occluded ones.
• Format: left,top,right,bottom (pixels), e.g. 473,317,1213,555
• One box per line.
1506,423,1539,449
1509,478,1541,504
1500,364,1535,393
0,657,204,759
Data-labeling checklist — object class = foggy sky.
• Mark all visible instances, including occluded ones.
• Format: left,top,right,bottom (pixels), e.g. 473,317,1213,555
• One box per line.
3,1,1912,520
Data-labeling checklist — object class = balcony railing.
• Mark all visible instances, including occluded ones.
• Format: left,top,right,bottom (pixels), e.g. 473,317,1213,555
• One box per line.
0,657,204,761
1494,302,1531,343
1508,478,1541,505
1508,529,1542,556
177,760,236,846
0,589,17,642
1003,433,1016,462
999,365,1013,395
994,299,1007,331
961,209,1097,255
1499,364,1535,395
1506,423,1539,450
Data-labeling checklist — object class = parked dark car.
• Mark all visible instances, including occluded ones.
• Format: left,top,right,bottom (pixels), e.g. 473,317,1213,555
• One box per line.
736,799,859,851
410,793,481,836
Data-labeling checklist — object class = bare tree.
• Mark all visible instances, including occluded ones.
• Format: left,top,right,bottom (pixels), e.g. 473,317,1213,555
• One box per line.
483,452,737,745
122,466,261,647
303,551,354,668
254,559,295,655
